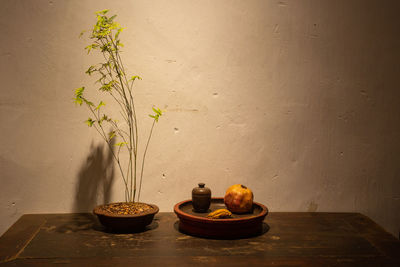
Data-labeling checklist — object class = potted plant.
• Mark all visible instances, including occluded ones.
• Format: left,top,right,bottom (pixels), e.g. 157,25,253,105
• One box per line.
73,9,163,232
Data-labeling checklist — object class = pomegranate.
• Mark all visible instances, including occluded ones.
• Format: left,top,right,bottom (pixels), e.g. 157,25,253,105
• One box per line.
224,184,254,213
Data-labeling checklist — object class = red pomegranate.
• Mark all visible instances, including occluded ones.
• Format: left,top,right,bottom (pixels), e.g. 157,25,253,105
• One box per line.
224,184,253,213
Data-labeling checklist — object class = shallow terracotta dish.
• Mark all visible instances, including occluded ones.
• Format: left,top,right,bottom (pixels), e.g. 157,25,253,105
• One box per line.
93,203,159,232
174,198,268,239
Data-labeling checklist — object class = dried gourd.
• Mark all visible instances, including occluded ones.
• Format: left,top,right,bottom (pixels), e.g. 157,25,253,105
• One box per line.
206,209,232,219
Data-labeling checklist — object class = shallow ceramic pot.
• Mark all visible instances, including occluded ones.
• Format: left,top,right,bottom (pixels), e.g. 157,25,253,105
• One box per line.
174,198,268,239
93,202,159,232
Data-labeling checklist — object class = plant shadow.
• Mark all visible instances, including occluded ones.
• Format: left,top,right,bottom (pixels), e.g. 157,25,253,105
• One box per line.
73,140,115,213
55,213,99,233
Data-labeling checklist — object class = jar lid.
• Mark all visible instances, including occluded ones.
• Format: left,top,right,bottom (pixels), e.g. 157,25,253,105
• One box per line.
192,183,211,195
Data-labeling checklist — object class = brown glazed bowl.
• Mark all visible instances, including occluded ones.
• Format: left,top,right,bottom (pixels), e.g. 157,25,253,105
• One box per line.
93,203,159,232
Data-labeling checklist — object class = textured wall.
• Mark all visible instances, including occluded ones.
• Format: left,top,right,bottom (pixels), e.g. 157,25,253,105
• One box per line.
0,0,399,238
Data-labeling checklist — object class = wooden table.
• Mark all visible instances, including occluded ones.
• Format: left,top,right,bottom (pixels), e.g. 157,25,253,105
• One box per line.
0,212,399,266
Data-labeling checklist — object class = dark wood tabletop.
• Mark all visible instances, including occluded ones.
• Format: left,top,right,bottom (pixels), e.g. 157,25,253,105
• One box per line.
0,212,399,266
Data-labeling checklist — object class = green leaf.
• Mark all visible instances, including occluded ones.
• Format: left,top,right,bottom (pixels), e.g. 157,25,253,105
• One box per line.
130,75,142,82
115,27,124,39
100,81,115,92
149,107,163,122
84,44,99,54
115,142,127,147
79,30,86,38
74,87,93,107
100,114,108,123
99,114,111,125
116,40,124,47
74,87,85,97
85,45,92,54
85,118,95,127
95,9,109,15
74,97,83,105
73,87,85,105
101,62,111,69
85,66,96,75
152,107,162,116
95,101,105,111
100,42,111,52
149,114,159,122
109,131,116,140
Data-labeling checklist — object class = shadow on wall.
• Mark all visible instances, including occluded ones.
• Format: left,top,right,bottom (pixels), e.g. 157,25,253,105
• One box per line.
74,140,115,212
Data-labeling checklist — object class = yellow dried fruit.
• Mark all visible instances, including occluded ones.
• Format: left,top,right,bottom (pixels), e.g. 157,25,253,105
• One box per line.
206,209,232,219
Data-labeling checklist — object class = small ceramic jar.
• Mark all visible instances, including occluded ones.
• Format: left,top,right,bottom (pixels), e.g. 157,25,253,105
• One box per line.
192,183,211,212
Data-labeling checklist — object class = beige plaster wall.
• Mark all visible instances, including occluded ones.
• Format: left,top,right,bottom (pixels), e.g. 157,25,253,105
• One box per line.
0,0,399,238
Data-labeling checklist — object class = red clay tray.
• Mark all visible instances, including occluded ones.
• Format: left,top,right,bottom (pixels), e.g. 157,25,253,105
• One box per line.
174,197,268,239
